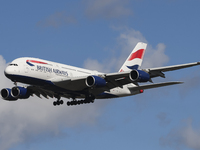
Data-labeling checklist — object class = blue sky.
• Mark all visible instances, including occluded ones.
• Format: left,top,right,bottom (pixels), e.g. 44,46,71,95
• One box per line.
1,0,200,150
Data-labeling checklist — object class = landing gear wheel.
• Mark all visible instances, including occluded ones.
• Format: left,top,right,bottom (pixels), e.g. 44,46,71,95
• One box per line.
66,94,96,106
53,101,57,106
60,100,64,104
53,99,64,106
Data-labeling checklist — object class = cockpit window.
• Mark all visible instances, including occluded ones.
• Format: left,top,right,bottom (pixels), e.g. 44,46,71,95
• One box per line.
9,64,18,66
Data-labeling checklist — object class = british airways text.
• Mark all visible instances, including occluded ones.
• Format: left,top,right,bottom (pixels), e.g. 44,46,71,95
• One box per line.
36,65,68,76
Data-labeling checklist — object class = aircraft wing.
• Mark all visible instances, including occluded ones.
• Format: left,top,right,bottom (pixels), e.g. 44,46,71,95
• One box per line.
104,62,200,88
146,62,200,78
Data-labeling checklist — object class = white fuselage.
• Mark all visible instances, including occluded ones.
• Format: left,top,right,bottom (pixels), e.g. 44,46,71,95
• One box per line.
5,57,141,99
6,57,97,81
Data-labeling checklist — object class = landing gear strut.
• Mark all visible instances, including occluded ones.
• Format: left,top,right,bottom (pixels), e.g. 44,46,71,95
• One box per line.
14,82,17,86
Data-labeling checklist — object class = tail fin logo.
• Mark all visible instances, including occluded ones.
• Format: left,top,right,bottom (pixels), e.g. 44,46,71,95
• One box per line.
128,49,145,61
118,42,147,72
127,65,139,70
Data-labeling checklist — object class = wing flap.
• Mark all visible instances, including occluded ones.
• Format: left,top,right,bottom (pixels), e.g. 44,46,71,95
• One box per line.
105,71,131,88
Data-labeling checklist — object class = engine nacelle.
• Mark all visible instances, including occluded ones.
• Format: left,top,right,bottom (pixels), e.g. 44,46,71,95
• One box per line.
0,88,17,101
129,70,150,82
11,86,30,99
86,75,106,87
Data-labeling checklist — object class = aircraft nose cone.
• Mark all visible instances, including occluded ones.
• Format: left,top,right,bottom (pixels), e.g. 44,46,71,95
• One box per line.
4,66,13,77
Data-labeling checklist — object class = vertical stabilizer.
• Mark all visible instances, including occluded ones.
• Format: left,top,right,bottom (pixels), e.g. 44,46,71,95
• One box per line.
119,42,147,72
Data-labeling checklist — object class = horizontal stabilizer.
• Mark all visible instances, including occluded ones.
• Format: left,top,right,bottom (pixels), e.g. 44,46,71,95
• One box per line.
129,81,183,91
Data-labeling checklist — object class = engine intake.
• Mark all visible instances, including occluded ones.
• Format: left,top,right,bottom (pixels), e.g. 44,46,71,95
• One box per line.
11,86,30,99
1,88,17,101
86,75,106,87
129,70,150,82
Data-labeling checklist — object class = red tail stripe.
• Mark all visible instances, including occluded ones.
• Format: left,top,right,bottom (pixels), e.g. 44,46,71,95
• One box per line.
128,49,145,61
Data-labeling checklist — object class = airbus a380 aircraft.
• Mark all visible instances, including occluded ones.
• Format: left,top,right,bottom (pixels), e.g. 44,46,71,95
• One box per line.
1,42,200,106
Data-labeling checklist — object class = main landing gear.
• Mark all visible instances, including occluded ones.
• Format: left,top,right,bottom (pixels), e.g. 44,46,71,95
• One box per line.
67,94,95,106
53,94,95,106
53,96,64,106
66,99,94,106
53,100,64,106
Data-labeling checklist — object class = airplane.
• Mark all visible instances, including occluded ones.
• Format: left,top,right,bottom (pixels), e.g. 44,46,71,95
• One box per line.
1,42,200,106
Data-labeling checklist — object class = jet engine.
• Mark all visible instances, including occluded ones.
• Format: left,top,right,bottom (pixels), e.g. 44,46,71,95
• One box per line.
1,88,17,101
86,75,106,87
11,86,30,99
129,70,150,82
